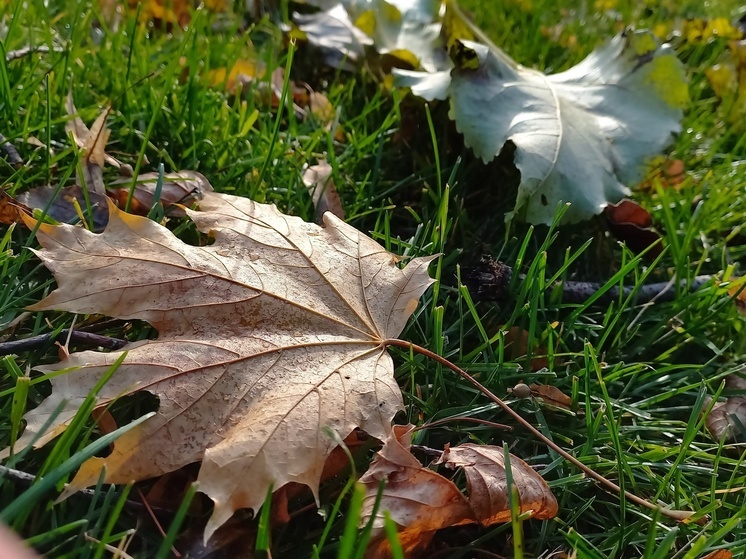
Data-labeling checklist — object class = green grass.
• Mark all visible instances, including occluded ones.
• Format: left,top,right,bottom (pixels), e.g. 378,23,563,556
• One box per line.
2,0,746,557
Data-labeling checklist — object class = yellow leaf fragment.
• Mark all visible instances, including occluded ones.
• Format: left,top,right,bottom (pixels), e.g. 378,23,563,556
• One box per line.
684,17,742,44
354,10,377,36
386,48,420,68
209,58,265,91
443,0,475,47
706,39,746,128
301,161,345,222
643,55,690,109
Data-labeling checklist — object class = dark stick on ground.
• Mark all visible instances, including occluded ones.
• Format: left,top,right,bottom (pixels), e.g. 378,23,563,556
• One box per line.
0,329,128,356
0,465,171,515
463,255,713,305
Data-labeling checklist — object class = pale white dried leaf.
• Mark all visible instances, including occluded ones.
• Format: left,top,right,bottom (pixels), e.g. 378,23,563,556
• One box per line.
398,30,687,224
294,4,373,69
4,192,435,542
65,93,90,148
84,110,111,169
296,0,448,72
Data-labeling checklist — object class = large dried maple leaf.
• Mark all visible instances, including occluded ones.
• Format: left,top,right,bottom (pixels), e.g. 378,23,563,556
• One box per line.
4,192,435,540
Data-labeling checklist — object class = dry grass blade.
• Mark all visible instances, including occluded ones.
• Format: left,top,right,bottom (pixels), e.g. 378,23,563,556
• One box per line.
301,161,345,222
65,94,120,194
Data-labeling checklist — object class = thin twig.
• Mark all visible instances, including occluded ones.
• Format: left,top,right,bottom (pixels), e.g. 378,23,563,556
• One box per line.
5,45,63,62
385,339,704,524
136,487,182,558
0,465,170,515
463,257,714,305
0,330,127,356
557,275,713,305
414,417,513,433
627,275,678,331
410,444,444,457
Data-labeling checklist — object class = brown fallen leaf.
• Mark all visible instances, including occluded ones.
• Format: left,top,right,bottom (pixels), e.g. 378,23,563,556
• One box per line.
270,67,309,114
0,189,31,225
361,425,557,558
664,159,685,184
725,371,746,390
699,551,733,559
603,199,663,256
703,373,746,442
108,170,214,217
206,58,338,134
604,199,653,228
301,161,345,223
529,383,573,412
308,91,335,123
638,156,687,191
704,373,746,442
502,326,549,371
360,426,475,558
17,185,110,232
142,463,202,513
271,429,374,526
2,191,435,541
99,0,227,28
307,90,345,141
438,443,558,524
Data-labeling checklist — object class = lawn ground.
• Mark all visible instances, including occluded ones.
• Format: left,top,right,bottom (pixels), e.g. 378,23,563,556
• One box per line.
2,0,746,557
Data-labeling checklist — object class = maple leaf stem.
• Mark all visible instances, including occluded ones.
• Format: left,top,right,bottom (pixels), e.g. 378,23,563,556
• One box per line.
384,338,703,525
